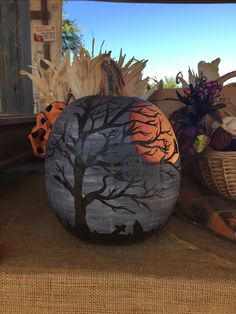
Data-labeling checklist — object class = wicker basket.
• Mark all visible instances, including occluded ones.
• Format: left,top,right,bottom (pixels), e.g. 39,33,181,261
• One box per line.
197,149,236,200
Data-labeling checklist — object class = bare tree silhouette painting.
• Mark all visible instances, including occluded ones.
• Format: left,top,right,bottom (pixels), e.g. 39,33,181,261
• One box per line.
46,96,180,240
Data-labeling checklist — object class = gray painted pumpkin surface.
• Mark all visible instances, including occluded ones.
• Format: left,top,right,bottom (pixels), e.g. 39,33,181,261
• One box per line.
45,96,181,242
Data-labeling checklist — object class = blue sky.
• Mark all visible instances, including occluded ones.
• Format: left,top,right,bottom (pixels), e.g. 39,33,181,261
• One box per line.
63,1,236,82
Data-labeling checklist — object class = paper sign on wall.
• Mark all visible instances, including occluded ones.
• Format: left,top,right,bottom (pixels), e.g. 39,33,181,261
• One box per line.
33,25,56,42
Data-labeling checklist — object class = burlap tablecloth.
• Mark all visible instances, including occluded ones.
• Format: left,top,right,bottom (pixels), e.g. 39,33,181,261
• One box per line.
0,164,236,313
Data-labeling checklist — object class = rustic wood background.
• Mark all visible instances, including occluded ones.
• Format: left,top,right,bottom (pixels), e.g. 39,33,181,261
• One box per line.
149,86,236,117
0,0,33,114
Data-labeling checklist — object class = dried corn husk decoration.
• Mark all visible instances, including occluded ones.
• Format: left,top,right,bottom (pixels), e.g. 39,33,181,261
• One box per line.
68,46,111,98
20,52,71,109
117,50,158,99
21,42,156,111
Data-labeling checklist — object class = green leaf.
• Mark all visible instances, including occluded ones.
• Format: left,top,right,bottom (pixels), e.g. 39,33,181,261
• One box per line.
62,17,83,56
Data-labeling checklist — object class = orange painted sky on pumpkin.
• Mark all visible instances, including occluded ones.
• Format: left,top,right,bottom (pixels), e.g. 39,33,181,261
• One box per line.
130,103,179,164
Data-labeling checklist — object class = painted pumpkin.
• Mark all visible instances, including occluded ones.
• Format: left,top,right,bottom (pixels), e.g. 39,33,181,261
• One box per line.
45,95,181,243
22,43,181,243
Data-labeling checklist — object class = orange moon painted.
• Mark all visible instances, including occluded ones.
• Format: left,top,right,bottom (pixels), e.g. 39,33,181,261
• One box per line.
130,102,179,164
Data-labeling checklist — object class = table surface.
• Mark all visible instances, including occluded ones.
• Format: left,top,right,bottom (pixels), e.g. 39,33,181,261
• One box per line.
0,162,236,313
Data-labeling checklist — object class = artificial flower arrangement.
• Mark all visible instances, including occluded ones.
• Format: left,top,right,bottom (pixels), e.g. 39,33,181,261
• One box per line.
168,70,236,241
168,75,236,159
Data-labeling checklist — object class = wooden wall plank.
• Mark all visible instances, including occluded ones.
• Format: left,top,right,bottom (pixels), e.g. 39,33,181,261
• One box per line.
30,11,49,20
0,0,33,114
